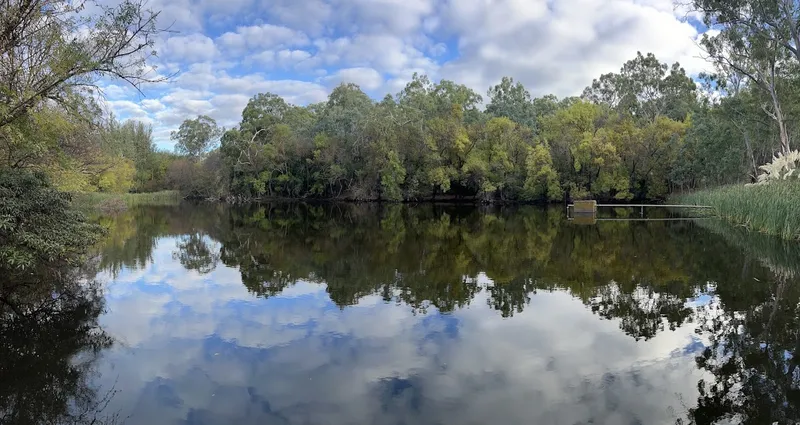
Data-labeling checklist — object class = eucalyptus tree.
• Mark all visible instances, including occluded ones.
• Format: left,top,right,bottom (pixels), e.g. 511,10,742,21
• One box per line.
704,25,793,154
689,0,800,154
171,115,223,159
582,52,696,122
0,0,166,168
486,77,538,130
313,83,375,198
690,0,800,63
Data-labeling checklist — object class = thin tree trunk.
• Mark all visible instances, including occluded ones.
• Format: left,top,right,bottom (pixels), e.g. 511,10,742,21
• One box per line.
733,120,759,179
769,86,791,155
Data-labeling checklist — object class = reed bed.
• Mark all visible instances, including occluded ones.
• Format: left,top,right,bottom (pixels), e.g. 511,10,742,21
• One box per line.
673,181,800,240
71,191,181,212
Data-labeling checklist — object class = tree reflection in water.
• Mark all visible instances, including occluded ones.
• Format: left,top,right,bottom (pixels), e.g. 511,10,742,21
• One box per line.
89,203,800,424
680,222,800,425
0,262,116,425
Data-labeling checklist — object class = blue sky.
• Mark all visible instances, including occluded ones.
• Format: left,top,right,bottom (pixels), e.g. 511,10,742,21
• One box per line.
98,0,710,149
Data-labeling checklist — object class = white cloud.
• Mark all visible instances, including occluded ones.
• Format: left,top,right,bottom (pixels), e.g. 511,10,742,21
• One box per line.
160,34,220,62
107,100,150,120
100,84,133,99
334,0,435,35
216,24,310,55
310,34,437,77
438,0,708,97
324,67,384,91
140,99,166,113
249,49,314,69
256,0,334,37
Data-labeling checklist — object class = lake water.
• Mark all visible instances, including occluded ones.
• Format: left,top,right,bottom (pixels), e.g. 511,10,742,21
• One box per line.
4,203,800,425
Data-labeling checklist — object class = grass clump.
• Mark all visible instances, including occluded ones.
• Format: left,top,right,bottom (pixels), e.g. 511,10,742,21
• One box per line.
71,191,181,211
673,181,800,240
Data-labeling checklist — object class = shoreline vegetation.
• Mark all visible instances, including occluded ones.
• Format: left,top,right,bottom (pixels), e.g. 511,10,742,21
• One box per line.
674,181,800,240
71,191,181,213
4,0,800,283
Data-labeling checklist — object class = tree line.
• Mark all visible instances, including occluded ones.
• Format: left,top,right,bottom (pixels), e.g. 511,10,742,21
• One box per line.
5,0,800,204
3,0,800,272
170,57,695,202
169,47,800,202
166,0,800,203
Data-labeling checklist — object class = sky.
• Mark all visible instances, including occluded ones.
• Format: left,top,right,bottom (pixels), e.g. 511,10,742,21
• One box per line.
98,0,710,150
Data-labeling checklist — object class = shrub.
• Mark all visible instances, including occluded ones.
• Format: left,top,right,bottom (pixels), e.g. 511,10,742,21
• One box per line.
0,170,103,273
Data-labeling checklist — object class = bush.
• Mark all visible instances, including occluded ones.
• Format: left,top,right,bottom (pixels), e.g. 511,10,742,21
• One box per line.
0,170,103,273
166,151,227,199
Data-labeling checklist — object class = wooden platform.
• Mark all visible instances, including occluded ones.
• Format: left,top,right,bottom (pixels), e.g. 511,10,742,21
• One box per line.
566,202,714,220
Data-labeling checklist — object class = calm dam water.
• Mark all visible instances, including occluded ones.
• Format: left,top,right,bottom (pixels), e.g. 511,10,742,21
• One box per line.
4,203,800,425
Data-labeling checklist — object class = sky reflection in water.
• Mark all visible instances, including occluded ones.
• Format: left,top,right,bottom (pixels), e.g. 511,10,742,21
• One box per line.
72,204,800,425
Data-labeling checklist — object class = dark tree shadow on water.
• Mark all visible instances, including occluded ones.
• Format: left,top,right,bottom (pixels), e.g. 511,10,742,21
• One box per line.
0,263,119,425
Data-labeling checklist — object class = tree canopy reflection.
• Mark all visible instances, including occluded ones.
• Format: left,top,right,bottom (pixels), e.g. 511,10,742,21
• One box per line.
99,204,763,335
95,203,800,424
0,262,116,424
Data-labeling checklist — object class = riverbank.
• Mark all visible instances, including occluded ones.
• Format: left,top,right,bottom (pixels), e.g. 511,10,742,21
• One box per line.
673,181,800,240
71,191,181,213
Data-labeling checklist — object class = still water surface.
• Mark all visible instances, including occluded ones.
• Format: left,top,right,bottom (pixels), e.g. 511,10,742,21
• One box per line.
5,203,800,424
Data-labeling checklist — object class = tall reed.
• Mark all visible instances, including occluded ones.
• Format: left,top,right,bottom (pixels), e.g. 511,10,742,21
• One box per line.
673,181,800,240
71,191,181,210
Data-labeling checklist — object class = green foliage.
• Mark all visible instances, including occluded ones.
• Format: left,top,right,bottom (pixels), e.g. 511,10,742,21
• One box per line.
674,181,800,240
0,170,103,273
213,57,702,203
171,115,223,158
98,158,136,193
486,77,537,130
70,190,180,211
184,48,800,207
582,51,697,122
523,144,562,201
0,0,164,129
380,150,406,201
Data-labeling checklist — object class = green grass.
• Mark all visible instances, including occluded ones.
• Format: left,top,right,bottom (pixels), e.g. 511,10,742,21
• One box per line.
70,191,181,211
673,181,800,240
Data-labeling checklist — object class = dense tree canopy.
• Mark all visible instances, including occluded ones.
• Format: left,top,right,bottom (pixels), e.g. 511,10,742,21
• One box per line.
171,115,223,158
158,48,798,202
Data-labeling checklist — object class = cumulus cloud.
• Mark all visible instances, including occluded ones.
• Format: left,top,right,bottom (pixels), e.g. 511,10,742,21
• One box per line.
106,100,150,121
216,24,310,55
140,99,166,113
310,34,437,77
438,0,707,97
333,0,435,35
248,49,314,69
324,67,385,91
159,34,220,62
